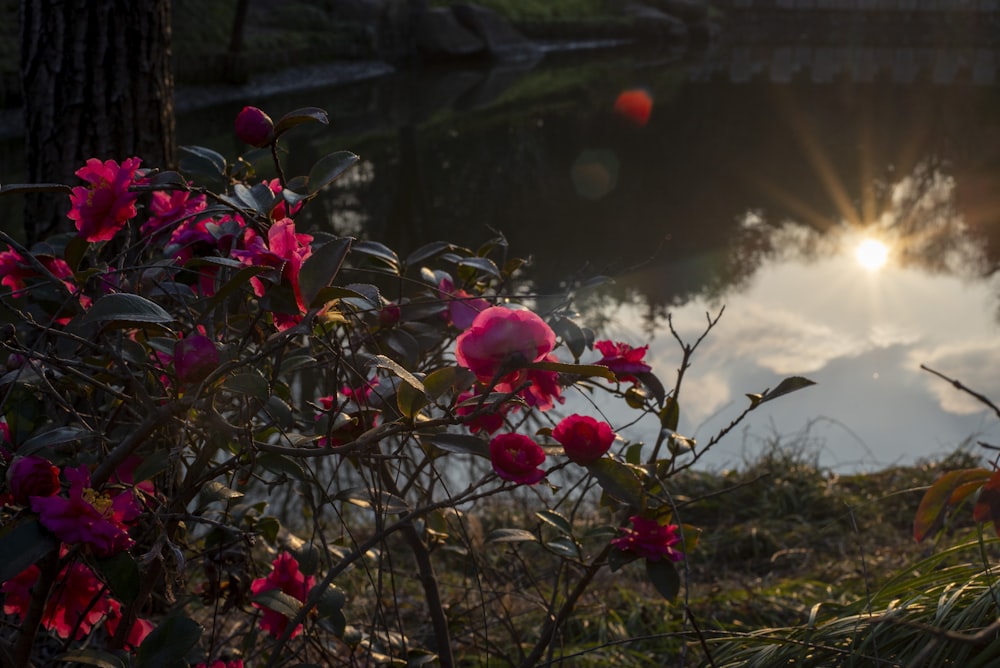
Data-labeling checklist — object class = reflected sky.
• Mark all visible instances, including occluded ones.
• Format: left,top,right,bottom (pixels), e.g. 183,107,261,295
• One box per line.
576,159,1000,472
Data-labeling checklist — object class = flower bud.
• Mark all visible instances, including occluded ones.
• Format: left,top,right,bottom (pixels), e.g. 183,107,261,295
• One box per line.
174,334,220,385
7,456,61,504
235,106,274,147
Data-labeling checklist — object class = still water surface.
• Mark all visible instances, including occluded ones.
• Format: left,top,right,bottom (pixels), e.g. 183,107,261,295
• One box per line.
169,45,1000,471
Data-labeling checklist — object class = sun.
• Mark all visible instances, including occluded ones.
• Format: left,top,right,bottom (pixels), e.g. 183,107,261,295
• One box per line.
855,238,890,271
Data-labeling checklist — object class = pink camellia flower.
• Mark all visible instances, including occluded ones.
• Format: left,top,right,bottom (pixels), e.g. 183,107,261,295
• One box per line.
496,353,565,412
174,334,220,385
455,390,509,435
551,414,615,465
251,551,314,638
438,278,490,330
6,455,61,504
455,306,556,382
30,466,141,557
141,188,207,236
67,157,142,242
231,217,313,330
611,515,684,562
105,600,154,650
594,340,651,384
235,106,274,147
265,178,303,220
4,562,113,640
489,433,546,485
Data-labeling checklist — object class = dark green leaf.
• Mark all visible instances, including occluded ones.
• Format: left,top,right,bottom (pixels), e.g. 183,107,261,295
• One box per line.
252,588,302,619
135,615,203,668
82,293,174,324
370,354,425,394
536,510,573,536
94,551,140,603
299,237,352,307
147,170,188,189
405,241,458,267
0,182,73,196
132,450,170,484
635,371,666,407
423,366,476,401
545,536,581,559
223,372,270,402
352,240,400,273
179,145,227,179
258,453,306,480
397,380,429,419
646,559,681,601
19,426,96,457
528,361,615,382
0,520,59,583
232,183,262,215
487,528,537,543
759,376,817,405
308,151,359,194
262,395,294,429
201,481,244,502
660,397,679,431
256,516,281,544
273,106,329,137
551,316,588,361
608,546,637,572
587,458,646,508
55,649,127,668
456,256,500,278
314,583,347,617
420,433,490,458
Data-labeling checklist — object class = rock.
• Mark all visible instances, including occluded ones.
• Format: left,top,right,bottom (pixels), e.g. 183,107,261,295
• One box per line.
413,7,486,59
451,3,543,63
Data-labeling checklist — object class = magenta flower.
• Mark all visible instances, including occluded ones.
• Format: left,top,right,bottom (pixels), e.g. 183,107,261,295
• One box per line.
438,278,490,330
232,217,313,330
174,334,220,385
611,515,684,562
455,307,556,382
552,414,615,465
4,562,112,640
456,390,509,435
6,455,61,504
594,340,652,383
67,157,142,242
489,433,546,485
496,353,565,412
142,188,207,236
251,551,314,638
235,106,274,147
30,466,141,557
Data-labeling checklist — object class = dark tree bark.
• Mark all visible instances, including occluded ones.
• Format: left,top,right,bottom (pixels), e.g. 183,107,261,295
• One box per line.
19,0,175,244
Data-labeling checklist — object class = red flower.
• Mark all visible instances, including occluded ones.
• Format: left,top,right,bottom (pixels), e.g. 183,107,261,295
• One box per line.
67,157,142,242
6,455,61,504
4,562,112,640
489,433,546,485
1,564,39,618
594,340,651,384
142,188,207,236
613,89,653,126
552,414,615,465
456,390,509,435
496,353,565,412
104,600,154,650
251,551,314,638
235,106,274,147
611,515,683,562
232,218,313,330
438,278,490,330
30,466,141,557
174,334,219,385
455,307,556,382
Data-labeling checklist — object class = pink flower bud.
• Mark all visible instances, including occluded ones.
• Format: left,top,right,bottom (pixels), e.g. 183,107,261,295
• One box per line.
174,335,220,385
7,456,60,504
235,106,274,147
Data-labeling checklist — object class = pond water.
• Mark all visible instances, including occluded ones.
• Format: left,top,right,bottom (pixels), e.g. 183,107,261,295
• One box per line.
8,42,1000,471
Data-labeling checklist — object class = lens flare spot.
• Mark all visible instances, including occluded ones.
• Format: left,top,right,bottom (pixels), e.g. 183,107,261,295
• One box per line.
613,89,653,126
855,238,889,271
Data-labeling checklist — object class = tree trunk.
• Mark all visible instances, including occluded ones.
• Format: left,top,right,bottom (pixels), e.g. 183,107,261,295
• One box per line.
19,0,175,244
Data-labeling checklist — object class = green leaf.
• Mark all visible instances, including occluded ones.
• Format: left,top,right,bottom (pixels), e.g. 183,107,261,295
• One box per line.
0,520,59,583
314,583,347,618
456,256,500,278
487,528,537,543
55,649,127,668
659,396,679,431
528,361,615,382
546,536,581,559
179,145,227,179
201,481,244,502
635,371,666,407
536,510,573,536
913,468,992,541
608,546,637,572
223,372,270,402
759,376,817,405
370,354,425,394
18,426,97,457
94,551,140,603
82,293,174,324
252,588,303,619
551,316,589,361
147,170,188,189
397,380,429,419
308,151,359,194
405,241,458,267
135,615,203,668
352,240,400,273
423,366,476,401
298,237,352,307
587,458,646,508
258,453,306,480
232,183,263,215
646,558,681,601
0,182,73,196
420,432,490,458
273,106,329,137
